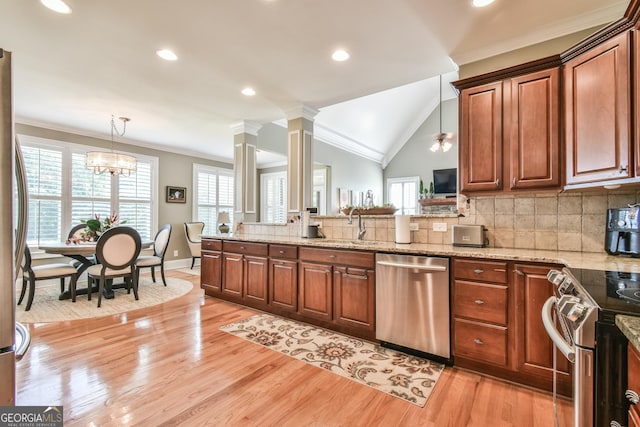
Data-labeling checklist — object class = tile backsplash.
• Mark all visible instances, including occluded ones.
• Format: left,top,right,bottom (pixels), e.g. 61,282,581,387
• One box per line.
239,190,640,254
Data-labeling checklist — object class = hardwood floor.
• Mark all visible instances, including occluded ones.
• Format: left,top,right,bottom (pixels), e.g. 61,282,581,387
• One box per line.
16,269,573,426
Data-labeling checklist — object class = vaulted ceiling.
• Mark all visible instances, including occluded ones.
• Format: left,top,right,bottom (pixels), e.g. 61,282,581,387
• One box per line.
0,0,629,165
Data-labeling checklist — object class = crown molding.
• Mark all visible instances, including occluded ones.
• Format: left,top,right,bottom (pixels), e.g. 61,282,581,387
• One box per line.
313,123,384,164
285,105,320,121
230,120,262,136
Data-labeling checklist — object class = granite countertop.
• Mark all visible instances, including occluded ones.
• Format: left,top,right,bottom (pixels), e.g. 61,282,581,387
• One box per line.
616,315,640,352
203,233,640,273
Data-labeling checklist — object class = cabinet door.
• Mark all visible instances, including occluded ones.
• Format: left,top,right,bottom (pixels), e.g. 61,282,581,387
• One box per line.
460,81,504,193
269,259,298,312
514,263,571,396
201,250,222,294
509,68,560,190
298,261,333,322
564,31,631,186
222,253,243,297
333,267,375,335
244,255,268,307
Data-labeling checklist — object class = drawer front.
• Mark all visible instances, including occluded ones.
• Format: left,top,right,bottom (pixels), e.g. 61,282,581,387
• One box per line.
454,318,508,367
223,241,268,257
629,345,640,409
269,244,298,260
202,239,222,251
454,258,508,284
299,247,374,268
454,280,508,326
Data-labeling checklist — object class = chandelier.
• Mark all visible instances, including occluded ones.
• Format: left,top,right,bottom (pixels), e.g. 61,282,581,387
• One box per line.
86,115,137,176
430,74,455,153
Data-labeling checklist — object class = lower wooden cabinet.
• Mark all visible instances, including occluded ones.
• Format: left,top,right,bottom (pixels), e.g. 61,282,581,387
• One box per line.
200,239,222,294
452,257,570,395
220,241,269,309
299,261,333,322
628,344,640,426
333,266,375,335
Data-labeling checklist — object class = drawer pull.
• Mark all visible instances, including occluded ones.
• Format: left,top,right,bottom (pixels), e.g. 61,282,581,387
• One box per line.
474,338,483,345
474,299,484,305
279,250,285,254
514,269,524,276
473,269,484,274
240,246,245,250
329,255,336,259
626,389,640,404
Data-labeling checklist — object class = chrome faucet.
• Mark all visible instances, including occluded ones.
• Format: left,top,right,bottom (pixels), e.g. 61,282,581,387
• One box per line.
347,207,366,240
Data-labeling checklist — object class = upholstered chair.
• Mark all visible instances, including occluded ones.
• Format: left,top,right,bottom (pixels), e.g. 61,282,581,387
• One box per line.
135,224,172,286
184,222,204,269
84,226,141,308
18,246,79,311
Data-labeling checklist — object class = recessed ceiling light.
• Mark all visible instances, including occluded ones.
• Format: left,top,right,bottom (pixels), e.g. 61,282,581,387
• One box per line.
241,87,256,96
40,0,72,14
472,0,495,7
332,49,350,62
156,49,178,61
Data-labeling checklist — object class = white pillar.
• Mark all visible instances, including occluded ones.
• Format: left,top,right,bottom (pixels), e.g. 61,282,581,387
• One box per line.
231,121,262,225
286,105,318,214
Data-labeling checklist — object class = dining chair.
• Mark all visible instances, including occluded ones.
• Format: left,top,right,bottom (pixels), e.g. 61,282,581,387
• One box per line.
184,222,204,269
84,226,142,308
18,245,79,311
135,224,172,286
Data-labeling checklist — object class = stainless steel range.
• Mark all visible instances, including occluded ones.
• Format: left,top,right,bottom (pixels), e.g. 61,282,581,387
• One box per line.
544,267,640,427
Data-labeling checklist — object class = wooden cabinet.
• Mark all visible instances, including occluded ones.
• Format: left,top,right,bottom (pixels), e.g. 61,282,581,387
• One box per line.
564,30,632,187
298,247,375,339
457,66,561,194
459,81,504,192
628,344,640,426
221,241,268,309
452,257,571,394
200,239,222,295
452,259,513,369
514,263,571,397
269,244,298,313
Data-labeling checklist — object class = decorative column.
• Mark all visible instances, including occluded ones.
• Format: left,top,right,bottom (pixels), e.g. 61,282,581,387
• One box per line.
231,121,262,225
286,105,318,215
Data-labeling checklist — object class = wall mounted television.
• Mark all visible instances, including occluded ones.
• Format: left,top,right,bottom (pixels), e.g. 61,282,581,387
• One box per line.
433,168,457,196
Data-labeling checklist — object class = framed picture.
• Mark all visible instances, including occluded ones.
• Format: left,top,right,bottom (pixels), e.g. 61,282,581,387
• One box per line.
166,186,186,203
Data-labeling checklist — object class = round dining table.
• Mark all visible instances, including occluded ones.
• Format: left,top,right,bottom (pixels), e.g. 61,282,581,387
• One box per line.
40,240,153,300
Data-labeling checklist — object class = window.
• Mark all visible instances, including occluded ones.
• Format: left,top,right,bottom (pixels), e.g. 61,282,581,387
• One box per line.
260,171,287,223
19,135,158,246
193,164,234,235
387,176,419,215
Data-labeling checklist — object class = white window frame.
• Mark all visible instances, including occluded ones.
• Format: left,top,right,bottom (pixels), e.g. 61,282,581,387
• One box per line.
386,176,419,215
18,134,158,247
192,163,234,235
260,171,287,223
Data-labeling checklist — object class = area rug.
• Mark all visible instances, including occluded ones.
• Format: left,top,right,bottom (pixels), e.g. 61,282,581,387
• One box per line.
16,277,193,323
220,314,444,407
177,267,200,276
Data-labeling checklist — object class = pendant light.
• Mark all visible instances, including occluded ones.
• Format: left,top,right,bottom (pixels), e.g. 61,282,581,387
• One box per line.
86,115,137,176
430,74,455,153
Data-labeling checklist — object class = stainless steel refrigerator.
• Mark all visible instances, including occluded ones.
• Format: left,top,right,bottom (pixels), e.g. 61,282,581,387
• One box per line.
0,48,29,406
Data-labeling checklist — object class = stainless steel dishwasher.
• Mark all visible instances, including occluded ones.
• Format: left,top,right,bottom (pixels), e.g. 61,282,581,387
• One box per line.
376,253,450,362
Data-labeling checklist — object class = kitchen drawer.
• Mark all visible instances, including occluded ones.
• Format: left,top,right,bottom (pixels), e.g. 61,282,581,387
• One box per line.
223,241,268,257
454,318,508,367
299,247,374,268
454,280,508,326
269,244,298,260
202,239,222,251
454,258,508,284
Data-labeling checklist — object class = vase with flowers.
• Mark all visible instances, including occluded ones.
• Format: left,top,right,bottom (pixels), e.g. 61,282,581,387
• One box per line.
69,212,127,243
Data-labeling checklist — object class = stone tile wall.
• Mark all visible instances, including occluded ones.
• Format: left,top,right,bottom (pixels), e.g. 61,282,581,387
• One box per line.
239,190,640,254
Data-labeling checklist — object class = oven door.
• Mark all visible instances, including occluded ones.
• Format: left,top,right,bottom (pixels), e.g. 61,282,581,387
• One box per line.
543,296,594,427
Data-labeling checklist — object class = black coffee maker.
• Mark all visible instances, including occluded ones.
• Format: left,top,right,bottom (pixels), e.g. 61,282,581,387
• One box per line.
605,207,640,256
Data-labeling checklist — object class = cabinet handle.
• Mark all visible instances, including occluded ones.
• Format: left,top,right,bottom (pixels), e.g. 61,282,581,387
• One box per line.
512,178,517,187
474,299,484,305
240,246,245,250
620,165,629,174
495,179,500,187
344,267,368,279
514,269,524,276
329,255,336,259
279,250,285,254
473,269,484,274
626,389,640,405
474,338,483,345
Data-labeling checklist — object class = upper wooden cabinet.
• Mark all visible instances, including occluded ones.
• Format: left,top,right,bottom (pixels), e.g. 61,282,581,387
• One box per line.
564,31,632,187
457,66,561,194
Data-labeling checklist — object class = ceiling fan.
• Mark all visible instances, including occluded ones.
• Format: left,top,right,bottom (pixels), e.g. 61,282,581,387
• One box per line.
430,74,455,153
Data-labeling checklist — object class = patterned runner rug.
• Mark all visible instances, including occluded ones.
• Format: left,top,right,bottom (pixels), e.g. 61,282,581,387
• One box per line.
220,313,444,407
